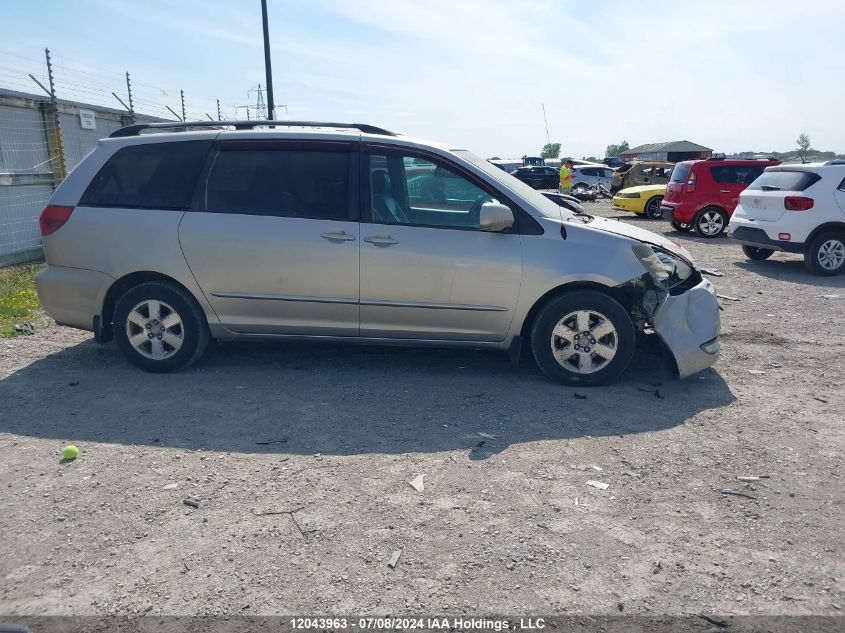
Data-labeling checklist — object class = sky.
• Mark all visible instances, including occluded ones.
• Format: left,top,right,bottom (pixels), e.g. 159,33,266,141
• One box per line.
2,0,843,159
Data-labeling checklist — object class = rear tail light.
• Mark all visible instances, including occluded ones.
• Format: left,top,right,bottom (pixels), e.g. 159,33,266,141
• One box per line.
685,172,696,193
784,196,814,211
39,205,74,236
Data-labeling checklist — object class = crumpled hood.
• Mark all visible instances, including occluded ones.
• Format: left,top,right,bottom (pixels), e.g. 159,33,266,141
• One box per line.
572,215,695,263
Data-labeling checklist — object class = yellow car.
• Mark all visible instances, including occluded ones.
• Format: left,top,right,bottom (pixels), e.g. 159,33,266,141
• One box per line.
611,184,667,219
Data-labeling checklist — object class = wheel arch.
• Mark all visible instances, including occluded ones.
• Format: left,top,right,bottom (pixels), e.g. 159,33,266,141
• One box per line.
515,280,634,359
98,271,206,342
805,222,845,246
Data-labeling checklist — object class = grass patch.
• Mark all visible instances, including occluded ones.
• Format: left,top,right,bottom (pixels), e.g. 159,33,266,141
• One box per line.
0,262,45,337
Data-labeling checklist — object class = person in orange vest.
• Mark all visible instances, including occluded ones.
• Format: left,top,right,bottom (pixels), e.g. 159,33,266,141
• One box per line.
559,159,574,193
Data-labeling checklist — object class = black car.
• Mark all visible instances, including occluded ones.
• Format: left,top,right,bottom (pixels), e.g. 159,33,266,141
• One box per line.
602,157,626,168
511,166,559,189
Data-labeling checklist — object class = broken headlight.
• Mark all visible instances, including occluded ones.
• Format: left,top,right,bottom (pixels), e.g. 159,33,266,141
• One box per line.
632,243,693,291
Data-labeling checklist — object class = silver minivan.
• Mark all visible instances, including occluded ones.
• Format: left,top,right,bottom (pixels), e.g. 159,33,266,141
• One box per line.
36,121,720,386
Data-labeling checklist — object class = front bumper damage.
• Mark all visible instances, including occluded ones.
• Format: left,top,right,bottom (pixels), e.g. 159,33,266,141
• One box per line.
652,277,721,378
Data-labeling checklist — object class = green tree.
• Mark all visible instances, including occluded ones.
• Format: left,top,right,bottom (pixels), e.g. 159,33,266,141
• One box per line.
796,132,811,162
541,142,561,159
605,140,629,158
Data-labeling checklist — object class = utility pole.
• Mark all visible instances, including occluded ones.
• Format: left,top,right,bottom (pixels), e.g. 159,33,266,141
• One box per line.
261,0,275,119
217,99,222,121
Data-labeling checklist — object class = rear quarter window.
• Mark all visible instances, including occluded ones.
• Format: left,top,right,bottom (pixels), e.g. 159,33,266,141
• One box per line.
711,165,765,185
746,170,822,192
670,163,692,183
80,140,211,210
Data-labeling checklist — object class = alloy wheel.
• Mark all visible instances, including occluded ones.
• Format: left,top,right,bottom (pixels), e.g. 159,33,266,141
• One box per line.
125,299,184,360
550,310,618,374
817,238,845,271
698,210,724,236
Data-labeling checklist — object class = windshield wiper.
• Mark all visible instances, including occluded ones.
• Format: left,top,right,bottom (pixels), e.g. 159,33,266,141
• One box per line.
760,185,780,191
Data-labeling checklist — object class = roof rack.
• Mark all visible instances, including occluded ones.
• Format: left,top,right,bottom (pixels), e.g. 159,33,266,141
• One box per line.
109,120,396,139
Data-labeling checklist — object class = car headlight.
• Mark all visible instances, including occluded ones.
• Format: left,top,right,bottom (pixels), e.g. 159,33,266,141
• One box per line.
619,192,641,199
632,243,693,290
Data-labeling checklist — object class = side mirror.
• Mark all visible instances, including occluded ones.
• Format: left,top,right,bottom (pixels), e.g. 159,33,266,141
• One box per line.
479,202,514,232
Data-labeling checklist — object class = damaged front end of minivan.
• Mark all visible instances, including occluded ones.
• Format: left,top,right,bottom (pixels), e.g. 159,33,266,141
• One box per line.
625,242,721,377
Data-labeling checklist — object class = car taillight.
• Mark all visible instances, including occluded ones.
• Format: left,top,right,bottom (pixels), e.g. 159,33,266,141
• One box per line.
784,196,814,211
39,205,74,236
685,172,696,193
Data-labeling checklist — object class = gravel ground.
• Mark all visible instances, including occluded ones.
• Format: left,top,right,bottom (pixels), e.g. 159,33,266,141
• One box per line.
0,201,843,618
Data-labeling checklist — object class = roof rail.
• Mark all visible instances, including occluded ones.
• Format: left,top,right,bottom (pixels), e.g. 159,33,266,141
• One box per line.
824,159,845,165
109,120,396,138
706,153,726,161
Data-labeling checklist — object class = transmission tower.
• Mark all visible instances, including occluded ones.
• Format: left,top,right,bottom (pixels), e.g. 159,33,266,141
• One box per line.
248,84,268,119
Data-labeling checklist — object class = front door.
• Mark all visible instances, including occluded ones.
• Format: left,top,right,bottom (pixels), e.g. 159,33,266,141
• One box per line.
359,149,523,342
179,140,360,335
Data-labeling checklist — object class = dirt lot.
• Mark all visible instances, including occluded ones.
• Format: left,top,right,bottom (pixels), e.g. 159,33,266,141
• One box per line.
1,201,843,618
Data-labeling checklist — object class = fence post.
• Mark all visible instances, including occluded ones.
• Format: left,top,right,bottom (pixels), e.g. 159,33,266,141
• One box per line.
43,48,67,183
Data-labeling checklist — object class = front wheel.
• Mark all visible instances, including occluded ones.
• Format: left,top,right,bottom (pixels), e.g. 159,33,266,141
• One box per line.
113,281,210,372
530,291,636,386
742,245,774,261
670,218,693,232
694,207,728,238
645,196,664,219
805,232,845,275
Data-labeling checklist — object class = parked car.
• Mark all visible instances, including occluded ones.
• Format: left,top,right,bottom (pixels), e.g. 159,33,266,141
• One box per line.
728,161,845,275
511,165,560,189
573,165,615,190
603,157,626,168
612,185,667,219
35,120,720,386
540,191,586,215
611,161,674,193
661,157,781,237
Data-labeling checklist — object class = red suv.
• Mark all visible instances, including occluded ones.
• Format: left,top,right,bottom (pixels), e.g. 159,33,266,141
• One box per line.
661,157,781,237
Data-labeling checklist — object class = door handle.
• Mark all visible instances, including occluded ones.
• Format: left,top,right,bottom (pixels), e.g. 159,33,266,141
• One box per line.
364,234,398,245
320,231,356,242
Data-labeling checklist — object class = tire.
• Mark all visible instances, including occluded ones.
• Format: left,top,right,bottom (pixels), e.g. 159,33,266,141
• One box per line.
670,218,693,232
804,232,845,276
530,290,636,387
742,245,774,261
693,206,728,238
113,281,210,372
644,196,664,219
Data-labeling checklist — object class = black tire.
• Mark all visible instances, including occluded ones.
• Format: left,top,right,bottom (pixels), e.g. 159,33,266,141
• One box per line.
530,290,636,387
742,245,774,261
644,196,664,219
804,232,845,276
693,206,728,238
113,281,209,372
670,217,693,232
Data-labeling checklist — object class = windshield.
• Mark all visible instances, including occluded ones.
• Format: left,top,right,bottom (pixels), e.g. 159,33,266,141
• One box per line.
747,169,821,192
454,150,572,220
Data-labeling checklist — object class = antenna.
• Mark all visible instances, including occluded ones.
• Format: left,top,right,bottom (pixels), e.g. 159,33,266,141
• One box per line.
541,103,551,145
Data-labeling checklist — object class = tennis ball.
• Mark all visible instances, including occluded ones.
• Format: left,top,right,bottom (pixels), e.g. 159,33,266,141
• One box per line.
62,445,79,461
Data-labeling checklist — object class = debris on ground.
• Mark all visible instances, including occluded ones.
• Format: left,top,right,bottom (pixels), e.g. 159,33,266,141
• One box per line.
61,445,78,461
586,480,609,490
183,498,200,508
387,549,402,569
13,322,34,335
820,294,841,300
652,560,663,574
162,483,179,490
748,369,767,375
737,475,770,482
701,268,725,277
477,432,497,439
408,474,425,493
717,294,741,302
720,489,757,500
255,438,288,445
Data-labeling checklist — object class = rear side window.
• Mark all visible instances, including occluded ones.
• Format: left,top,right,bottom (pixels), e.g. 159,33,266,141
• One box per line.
670,163,692,182
205,148,351,219
746,170,821,192
80,141,210,210
711,165,765,185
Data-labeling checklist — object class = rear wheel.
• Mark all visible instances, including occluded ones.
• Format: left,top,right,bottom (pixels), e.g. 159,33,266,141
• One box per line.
530,291,636,387
804,232,845,275
694,206,728,238
113,281,209,372
645,196,664,219
670,218,693,232
742,245,775,261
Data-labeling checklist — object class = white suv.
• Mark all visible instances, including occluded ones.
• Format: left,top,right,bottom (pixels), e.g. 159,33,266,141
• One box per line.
728,161,845,275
